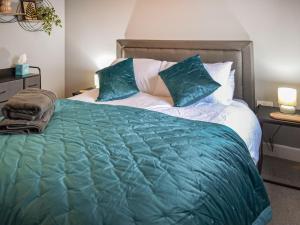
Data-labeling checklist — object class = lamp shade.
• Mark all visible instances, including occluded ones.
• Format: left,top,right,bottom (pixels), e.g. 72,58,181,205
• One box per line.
278,87,297,107
94,74,99,88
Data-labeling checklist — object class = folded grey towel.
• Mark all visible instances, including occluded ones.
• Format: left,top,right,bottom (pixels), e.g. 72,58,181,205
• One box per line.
1,88,57,121
0,106,54,134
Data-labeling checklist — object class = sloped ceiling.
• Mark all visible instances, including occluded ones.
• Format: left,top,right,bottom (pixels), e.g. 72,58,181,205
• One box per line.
125,0,249,40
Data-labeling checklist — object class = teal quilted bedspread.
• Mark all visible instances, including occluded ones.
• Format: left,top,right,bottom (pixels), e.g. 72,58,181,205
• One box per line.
0,100,271,225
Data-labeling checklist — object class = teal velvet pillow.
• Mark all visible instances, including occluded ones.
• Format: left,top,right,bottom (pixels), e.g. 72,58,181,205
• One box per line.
96,58,139,101
159,55,220,107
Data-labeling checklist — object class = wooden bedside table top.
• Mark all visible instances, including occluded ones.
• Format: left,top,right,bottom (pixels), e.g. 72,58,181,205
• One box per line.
256,105,300,127
72,87,94,96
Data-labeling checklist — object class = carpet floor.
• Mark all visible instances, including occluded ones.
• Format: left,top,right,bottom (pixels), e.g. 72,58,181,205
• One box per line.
262,156,300,225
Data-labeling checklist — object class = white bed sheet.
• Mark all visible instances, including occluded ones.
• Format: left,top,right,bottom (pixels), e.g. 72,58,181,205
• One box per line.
69,89,261,164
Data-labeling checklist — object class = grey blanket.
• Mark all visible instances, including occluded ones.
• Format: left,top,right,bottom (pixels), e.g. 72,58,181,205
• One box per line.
0,106,54,134
1,88,57,121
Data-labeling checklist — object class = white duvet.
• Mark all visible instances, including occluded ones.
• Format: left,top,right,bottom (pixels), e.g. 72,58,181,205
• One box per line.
70,89,261,164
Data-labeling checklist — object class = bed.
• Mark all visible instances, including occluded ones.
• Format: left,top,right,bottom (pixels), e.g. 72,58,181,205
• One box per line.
0,40,271,225
70,90,262,165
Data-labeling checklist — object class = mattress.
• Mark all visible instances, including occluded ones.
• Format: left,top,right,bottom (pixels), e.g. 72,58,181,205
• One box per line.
70,89,262,164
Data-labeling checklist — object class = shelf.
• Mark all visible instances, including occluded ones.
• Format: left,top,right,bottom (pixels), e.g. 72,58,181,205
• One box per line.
22,19,42,22
1,0,54,31
0,12,25,16
0,11,25,23
0,67,41,83
16,0,53,32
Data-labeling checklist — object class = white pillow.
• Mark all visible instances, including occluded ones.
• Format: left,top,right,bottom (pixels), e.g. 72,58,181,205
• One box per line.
228,70,236,101
153,61,234,104
112,58,162,95
152,61,174,97
204,69,235,105
203,62,234,104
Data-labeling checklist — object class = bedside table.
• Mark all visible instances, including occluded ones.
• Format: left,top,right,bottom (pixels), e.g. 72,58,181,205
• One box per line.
72,87,94,96
256,105,300,190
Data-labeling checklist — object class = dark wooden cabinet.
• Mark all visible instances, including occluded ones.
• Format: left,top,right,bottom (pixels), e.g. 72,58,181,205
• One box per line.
0,67,41,113
0,80,23,102
24,75,41,89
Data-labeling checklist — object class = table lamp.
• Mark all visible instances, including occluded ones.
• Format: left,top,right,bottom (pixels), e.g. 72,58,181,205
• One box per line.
94,73,99,88
278,87,297,114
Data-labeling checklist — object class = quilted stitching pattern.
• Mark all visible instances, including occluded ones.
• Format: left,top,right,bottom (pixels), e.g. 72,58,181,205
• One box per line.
0,100,270,225
97,58,139,101
158,55,220,107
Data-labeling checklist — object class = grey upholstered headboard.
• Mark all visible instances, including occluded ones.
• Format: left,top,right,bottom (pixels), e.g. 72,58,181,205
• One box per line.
117,39,255,110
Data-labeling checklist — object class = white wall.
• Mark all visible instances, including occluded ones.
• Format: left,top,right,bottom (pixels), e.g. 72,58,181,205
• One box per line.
65,0,136,96
66,0,300,106
0,0,65,98
125,0,300,108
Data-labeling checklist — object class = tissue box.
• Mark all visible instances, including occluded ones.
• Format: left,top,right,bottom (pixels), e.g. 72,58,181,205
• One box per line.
15,64,29,77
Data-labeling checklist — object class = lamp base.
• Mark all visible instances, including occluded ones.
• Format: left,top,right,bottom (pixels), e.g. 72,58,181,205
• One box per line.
280,105,296,114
